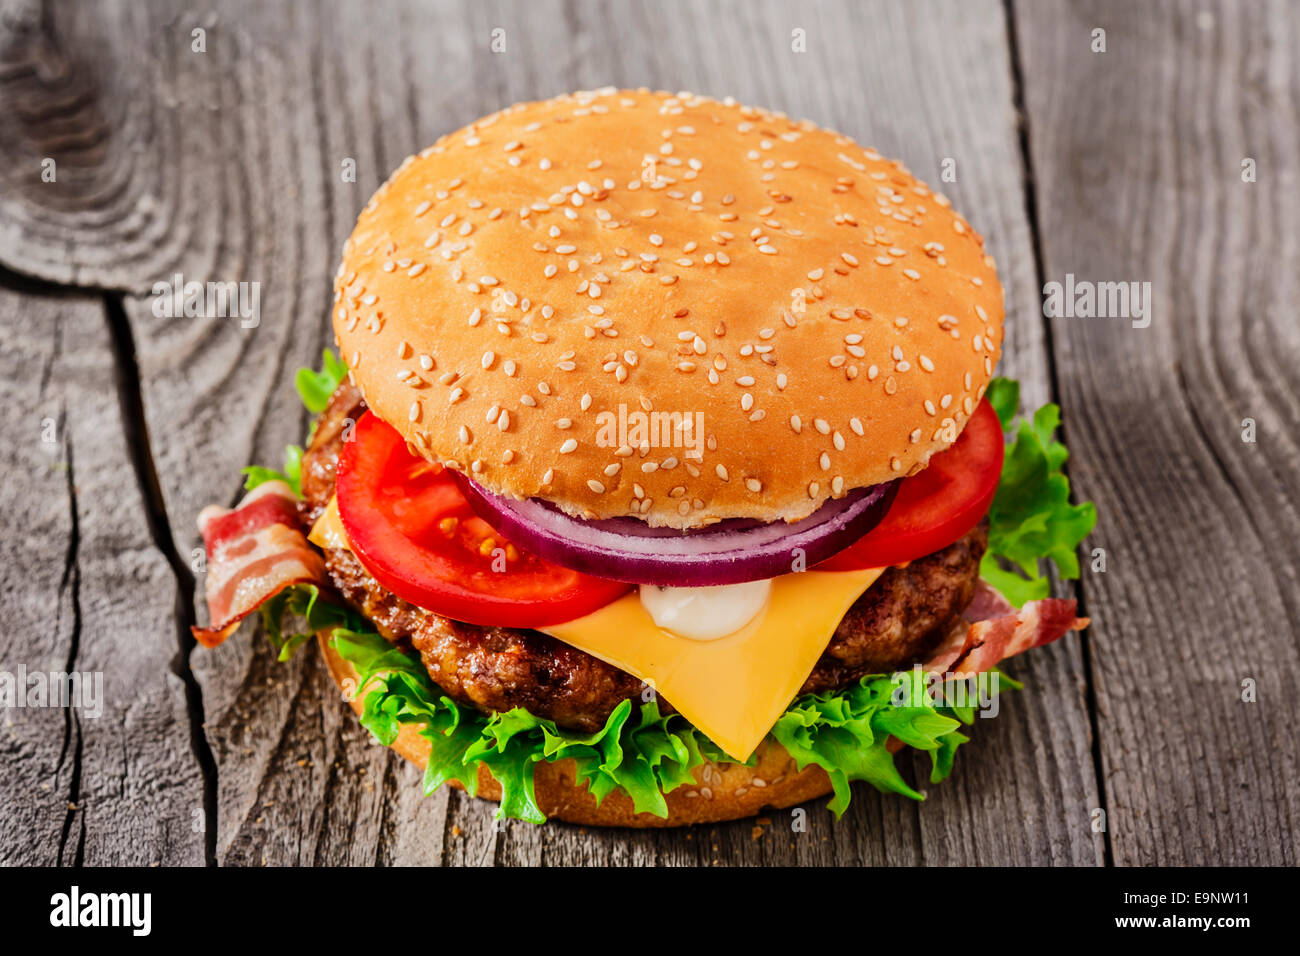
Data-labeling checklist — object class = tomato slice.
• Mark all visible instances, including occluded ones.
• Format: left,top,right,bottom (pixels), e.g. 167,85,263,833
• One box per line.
336,412,631,627
817,399,1004,570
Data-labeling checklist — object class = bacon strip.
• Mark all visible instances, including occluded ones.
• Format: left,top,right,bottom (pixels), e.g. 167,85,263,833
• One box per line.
962,579,1016,624
922,619,974,675
925,580,1088,677
192,481,325,647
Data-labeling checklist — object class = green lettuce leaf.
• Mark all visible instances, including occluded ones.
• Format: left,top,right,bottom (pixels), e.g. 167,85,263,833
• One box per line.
241,443,304,496
981,377,1097,607
296,348,348,414
258,582,366,661
329,622,725,823
771,669,969,815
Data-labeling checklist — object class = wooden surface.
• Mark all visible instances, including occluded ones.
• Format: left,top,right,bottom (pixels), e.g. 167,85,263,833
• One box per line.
0,0,1294,866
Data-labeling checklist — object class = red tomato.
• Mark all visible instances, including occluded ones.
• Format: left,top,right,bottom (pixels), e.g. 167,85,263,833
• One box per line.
817,399,1004,570
336,412,631,627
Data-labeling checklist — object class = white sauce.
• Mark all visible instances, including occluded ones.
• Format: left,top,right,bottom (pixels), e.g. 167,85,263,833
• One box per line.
638,579,773,641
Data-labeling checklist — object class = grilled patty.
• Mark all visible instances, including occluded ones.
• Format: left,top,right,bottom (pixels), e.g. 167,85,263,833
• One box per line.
301,383,987,732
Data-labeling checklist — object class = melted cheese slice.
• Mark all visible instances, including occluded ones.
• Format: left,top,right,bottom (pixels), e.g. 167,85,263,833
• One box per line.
310,494,883,762
538,567,884,762
309,496,349,551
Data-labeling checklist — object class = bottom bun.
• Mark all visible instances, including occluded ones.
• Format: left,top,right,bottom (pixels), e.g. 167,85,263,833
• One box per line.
318,632,833,827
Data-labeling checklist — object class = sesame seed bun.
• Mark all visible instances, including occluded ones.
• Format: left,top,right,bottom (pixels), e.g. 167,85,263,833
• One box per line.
319,631,834,827
335,88,1003,529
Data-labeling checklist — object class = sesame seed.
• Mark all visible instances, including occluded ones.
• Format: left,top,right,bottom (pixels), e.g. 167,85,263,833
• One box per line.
559,439,578,454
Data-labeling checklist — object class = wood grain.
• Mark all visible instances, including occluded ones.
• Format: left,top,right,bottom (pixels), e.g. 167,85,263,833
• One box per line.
1013,0,1300,864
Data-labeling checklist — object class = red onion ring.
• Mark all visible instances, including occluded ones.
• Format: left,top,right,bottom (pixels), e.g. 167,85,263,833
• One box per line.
457,475,898,586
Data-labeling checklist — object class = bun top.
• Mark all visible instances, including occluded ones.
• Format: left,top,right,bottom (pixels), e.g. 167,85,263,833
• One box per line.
334,89,1003,529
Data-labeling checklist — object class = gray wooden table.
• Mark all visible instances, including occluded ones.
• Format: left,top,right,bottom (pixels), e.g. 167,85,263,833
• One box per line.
2,0,1296,867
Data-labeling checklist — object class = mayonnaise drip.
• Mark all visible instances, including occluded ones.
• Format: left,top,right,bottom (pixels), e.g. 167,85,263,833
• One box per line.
638,579,773,641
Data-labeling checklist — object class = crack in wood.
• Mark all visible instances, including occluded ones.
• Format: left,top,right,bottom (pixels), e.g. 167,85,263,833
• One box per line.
102,291,220,867
53,410,84,866
1002,0,1111,868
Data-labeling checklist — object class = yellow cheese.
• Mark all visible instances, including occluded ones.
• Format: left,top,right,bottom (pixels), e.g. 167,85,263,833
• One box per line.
539,567,884,762
310,493,883,762
309,495,349,551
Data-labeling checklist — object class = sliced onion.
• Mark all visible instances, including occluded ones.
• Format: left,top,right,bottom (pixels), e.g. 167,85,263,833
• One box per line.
457,475,898,586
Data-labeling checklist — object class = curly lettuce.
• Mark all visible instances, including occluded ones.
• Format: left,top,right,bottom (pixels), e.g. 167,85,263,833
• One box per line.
241,443,304,496
295,347,348,414
981,378,1097,607
330,624,738,824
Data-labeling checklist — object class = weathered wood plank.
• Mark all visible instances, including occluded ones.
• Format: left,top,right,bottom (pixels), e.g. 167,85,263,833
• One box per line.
0,281,205,865
1014,0,1300,864
0,0,1098,865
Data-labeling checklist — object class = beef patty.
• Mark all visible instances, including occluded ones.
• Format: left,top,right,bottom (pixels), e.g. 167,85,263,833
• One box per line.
301,383,988,732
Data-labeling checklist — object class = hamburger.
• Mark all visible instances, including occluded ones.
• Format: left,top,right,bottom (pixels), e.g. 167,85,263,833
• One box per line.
193,89,1096,827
